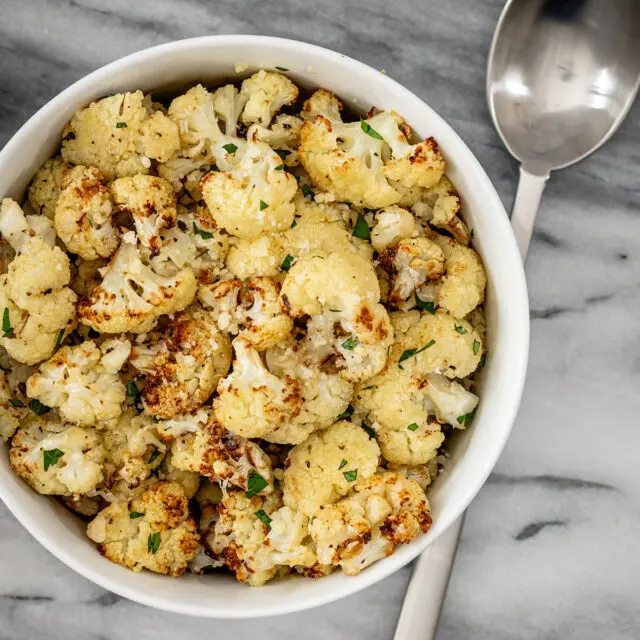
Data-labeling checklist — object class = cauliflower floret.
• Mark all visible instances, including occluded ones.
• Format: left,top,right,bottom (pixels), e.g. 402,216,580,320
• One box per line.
422,373,480,427
210,490,315,586
27,156,70,219
86,481,199,576
61,92,156,181
226,235,286,279
431,235,487,319
386,458,440,492
283,420,380,516
374,423,445,466
378,237,444,306
70,258,107,298
370,205,420,252
309,471,431,575
212,84,249,137
140,111,181,163
155,451,201,499
200,132,297,239
77,241,196,334
110,175,177,252
239,70,298,127
130,307,231,419
199,277,293,350
26,338,130,427
466,306,486,341
163,409,274,493
0,198,56,253
0,230,77,365
147,205,229,284
214,337,302,439
0,370,28,440
251,114,303,167
300,89,344,123
9,418,104,495
54,166,119,260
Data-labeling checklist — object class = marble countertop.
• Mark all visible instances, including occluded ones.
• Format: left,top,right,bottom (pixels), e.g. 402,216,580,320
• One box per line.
2,0,639,638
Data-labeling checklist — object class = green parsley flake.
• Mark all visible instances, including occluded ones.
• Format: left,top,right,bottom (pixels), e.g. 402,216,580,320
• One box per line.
398,340,436,366
352,213,371,240
55,329,65,349
29,399,50,416
290,219,297,228
341,336,359,350
255,509,272,530
193,222,214,240
362,385,375,391
457,412,474,427
126,380,140,399
148,449,161,464
343,469,358,482
360,118,383,140
339,459,348,470
280,255,294,271
115,122,127,128
43,448,64,471
274,163,285,171
361,422,376,439
338,405,354,420
414,292,435,314
246,470,268,498
478,352,488,369
301,183,314,199
455,325,468,335
129,512,144,519
222,142,238,154
407,423,419,431
473,339,480,355
2,307,12,338
275,66,289,71
209,164,219,172
8,399,24,408
259,200,269,211
329,309,342,313
147,531,161,554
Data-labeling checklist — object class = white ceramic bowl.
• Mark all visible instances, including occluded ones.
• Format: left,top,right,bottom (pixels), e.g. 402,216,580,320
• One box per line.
0,35,529,618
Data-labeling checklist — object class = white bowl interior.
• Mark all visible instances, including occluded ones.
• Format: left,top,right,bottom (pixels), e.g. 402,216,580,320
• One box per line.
0,36,529,617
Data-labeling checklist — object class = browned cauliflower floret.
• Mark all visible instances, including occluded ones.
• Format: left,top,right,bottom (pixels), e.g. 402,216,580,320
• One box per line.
251,114,303,166
300,89,344,122
77,240,196,334
140,111,181,163
26,338,130,427
9,417,104,495
130,307,231,419
110,175,177,252
283,420,381,516
160,409,274,493
239,70,298,127
225,235,286,279
378,237,444,306
370,205,420,252
199,276,292,350
309,471,431,575
86,481,199,576
209,490,315,586
0,370,28,440
213,337,302,439
54,166,119,260
28,156,70,219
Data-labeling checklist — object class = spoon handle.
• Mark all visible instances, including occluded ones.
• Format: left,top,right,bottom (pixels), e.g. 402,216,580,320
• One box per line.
510,167,549,261
393,166,544,640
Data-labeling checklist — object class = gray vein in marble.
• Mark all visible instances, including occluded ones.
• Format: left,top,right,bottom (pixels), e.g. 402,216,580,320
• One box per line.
514,520,568,542
487,473,618,492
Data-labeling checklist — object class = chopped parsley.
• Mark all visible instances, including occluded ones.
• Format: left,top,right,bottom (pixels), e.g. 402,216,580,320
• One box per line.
455,325,468,335
352,213,370,240
147,531,161,554
148,449,161,464
259,200,269,211
55,329,65,349
168,327,174,338
209,164,219,172
362,385,375,391
115,122,127,128
280,255,294,271
341,336,359,350
343,469,358,482
407,423,419,431
246,470,268,498
29,399,51,416
338,459,348,470
290,219,297,228
152,415,160,423
193,222,214,240
360,118,383,140
8,399,24,408
274,163,285,171
414,292,435,314
473,339,480,355
338,405,354,420
301,183,314,199
2,307,12,338
275,66,289,71
329,309,342,313
222,142,238,154
43,448,64,471
457,412,474,427
478,351,488,369
255,509,272,530
398,340,436,367
361,422,376,439
126,380,141,400
88,328,100,339
129,512,144,519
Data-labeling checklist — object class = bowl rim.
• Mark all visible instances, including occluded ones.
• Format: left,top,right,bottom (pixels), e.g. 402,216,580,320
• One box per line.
0,34,529,618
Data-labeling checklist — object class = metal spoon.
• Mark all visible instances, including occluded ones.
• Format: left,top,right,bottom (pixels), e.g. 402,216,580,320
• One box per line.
394,1,640,637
